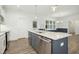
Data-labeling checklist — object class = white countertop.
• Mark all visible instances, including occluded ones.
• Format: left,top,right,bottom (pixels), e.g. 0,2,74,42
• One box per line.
0,32,6,36
0,24,10,36
29,30,71,40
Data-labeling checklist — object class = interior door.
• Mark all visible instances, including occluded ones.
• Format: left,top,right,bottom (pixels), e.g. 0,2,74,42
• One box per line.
68,20,75,34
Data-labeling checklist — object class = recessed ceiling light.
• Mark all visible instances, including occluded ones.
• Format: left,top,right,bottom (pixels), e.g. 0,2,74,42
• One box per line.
60,21,63,23
35,16,38,19
56,21,60,23
56,21,63,23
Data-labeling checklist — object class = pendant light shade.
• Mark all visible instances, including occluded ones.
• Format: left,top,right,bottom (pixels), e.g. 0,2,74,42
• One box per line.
51,5,58,12
34,5,38,19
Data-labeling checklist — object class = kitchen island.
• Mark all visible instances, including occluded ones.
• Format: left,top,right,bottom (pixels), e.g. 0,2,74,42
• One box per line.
28,30,71,54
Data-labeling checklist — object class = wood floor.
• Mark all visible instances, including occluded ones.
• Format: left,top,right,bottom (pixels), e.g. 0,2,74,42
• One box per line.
5,38,36,54
4,34,79,54
68,34,79,54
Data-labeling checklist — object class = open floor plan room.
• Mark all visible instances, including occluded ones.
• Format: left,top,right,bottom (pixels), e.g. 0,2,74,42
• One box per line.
0,5,79,54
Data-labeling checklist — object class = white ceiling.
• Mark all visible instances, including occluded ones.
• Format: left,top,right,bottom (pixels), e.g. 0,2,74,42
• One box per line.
3,5,79,17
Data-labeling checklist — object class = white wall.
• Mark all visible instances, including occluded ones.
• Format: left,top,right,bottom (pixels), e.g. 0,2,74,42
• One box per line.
4,11,48,41
4,12,33,41
75,20,79,34
55,19,69,29
68,20,75,33
59,14,79,34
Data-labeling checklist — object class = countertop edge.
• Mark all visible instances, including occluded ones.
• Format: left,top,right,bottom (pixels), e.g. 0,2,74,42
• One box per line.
28,30,71,40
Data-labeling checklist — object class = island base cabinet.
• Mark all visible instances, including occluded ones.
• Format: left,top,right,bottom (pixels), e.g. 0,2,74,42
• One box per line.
28,32,32,46
51,37,68,54
28,31,68,54
28,32,40,53
31,33,41,53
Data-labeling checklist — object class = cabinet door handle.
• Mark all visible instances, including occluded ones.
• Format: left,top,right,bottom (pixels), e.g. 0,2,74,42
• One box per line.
38,36,51,43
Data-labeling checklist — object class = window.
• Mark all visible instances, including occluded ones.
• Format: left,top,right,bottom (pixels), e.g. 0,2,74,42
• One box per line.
33,21,37,28
45,20,55,30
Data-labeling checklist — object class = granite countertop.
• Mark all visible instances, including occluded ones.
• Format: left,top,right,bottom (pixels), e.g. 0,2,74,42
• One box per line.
29,30,71,40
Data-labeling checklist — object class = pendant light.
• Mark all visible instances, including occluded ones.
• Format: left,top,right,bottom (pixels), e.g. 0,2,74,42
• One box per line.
51,5,58,12
34,5,38,19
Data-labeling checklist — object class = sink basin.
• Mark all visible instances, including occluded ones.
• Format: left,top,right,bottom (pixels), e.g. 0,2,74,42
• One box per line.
38,32,43,33
35,30,45,33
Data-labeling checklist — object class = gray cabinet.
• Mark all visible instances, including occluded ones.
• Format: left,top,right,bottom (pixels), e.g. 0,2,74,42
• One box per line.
28,32,40,53
28,32,32,45
31,33,39,49
28,31,68,54
51,37,68,54
28,32,51,54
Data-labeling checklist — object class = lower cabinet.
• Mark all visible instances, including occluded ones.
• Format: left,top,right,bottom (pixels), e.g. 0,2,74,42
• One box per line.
28,32,68,54
28,32,32,45
51,37,68,54
28,32,51,54
31,33,40,52
0,34,6,54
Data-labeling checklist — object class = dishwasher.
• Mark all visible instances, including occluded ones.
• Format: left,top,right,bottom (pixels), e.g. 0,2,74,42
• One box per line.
38,36,51,54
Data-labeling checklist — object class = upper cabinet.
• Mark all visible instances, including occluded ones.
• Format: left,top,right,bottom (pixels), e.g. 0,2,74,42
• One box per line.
0,6,5,18
33,20,37,29
0,6,5,24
